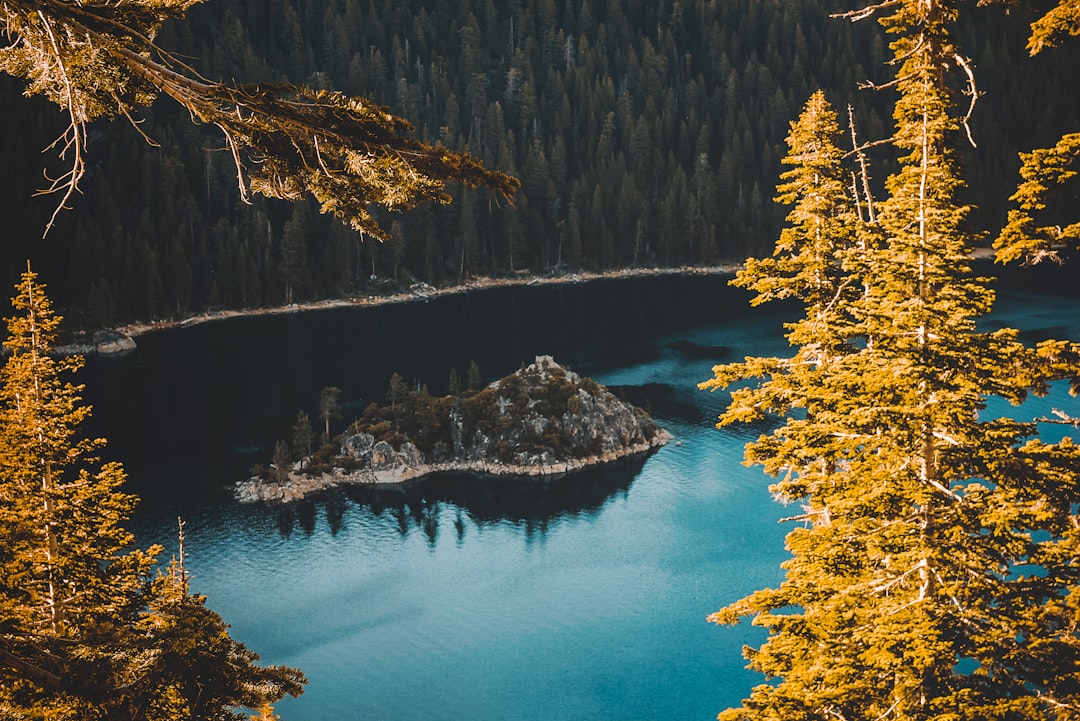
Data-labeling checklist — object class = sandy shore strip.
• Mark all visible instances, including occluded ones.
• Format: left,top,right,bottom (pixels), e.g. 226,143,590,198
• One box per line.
114,265,739,339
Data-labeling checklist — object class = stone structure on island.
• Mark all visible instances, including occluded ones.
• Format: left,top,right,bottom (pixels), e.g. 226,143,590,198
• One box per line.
235,355,671,503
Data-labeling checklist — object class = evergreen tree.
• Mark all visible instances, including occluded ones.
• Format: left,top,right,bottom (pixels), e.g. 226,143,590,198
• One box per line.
467,361,482,392
292,410,314,467
1,0,518,237
318,385,343,441
132,553,306,721
703,3,1080,718
993,1,1080,265
280,203,312,305
0,266,305,718
0,263,155,717
730,90,862,357
386,373,408,408
271,439,292,483
994,131,1080,265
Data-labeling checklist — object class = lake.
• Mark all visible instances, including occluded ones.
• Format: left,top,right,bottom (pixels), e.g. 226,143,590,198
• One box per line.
81,270,1079,721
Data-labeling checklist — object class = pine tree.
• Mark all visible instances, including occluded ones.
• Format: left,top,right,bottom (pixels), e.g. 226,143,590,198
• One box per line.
319,386,343,442
0,264,158,720
703,3,1080,718
292,410,314,467
280,204,312,305
1,0,518,237
271,439,293,483
132,554,306,721
0,266,305,718
730,90,862,358
467,361,482,392
993,1,1080,265
994,131,1080,265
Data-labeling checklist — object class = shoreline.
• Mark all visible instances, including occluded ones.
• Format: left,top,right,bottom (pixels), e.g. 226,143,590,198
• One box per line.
70,252,1032,354
114,265,739,341
234,432,671,504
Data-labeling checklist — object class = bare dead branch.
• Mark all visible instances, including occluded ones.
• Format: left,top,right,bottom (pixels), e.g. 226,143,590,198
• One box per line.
216,124,250,203
858,70,918,91
1035,409,1080,427
846,105,877,223
889,34,927,66
116,100,161,148
34,10,84,238
953,53,979,148
831,0,903,23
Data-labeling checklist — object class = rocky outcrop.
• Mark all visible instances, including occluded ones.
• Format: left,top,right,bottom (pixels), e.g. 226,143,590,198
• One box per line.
53,330,137,357
235,356,670,503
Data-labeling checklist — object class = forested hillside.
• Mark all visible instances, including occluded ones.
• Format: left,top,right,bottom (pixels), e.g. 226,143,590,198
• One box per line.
2,0,1077,327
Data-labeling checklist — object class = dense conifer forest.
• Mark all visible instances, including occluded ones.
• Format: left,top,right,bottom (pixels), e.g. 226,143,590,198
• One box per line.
2,0,1078,328
4,1,1080,718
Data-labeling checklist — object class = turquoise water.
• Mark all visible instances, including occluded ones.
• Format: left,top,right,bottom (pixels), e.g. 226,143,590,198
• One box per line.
84,276,1078,721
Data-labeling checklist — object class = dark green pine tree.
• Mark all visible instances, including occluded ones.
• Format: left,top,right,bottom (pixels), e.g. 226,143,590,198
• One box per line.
292,410,315,467
703,2,1080,719
318,385,343,442
280,204,312,305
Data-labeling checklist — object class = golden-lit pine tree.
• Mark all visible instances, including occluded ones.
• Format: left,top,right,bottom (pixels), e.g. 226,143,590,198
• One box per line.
129,552,306,721
0,266,305,719
994,0,1080,265
703,2,1080,719
0,263,158,719
717,90,865,431
0,0,518,237
732,90,860,327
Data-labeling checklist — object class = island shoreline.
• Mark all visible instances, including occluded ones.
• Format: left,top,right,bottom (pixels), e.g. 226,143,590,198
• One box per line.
234,434,671,504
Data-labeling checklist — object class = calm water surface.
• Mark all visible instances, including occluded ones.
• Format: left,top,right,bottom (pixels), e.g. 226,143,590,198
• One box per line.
82,274,1078,721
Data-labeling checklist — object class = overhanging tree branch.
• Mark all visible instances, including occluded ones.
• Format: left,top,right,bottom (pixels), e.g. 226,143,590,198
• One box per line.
0,0,519,238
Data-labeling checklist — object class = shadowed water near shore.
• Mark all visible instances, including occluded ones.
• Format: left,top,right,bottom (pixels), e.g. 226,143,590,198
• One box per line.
272,455,649,543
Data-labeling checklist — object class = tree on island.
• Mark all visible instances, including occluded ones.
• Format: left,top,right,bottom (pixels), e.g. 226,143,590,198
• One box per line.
703,2,1080,719
0,0,518,237
386,373,409,409
292,410,314,468
0,265,305,718
467,361,482,392
271,439,293,483
318,386,343,443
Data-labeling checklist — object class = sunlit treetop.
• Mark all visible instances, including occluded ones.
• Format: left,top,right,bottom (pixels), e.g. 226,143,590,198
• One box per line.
986,0,1080,264
1022,0,1080,55
0,0,519,238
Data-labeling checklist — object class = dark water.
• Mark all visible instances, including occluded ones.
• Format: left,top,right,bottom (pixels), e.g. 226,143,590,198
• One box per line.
81,272,1079,721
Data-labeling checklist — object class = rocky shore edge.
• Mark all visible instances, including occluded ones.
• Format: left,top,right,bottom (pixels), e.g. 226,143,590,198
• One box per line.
233,434,670,504
54,330,137,357
116,265,736,342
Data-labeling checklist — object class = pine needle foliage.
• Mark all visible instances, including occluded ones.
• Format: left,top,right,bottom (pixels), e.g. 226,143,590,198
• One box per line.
0,265,306,719
993,0,1080,265
0,0,518,237
702,2,1080,719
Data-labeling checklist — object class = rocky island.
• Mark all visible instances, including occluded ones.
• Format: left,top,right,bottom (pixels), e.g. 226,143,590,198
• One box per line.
235,356,671,503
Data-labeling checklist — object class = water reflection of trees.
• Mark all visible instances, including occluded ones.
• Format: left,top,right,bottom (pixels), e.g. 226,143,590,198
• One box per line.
272,455,650,542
